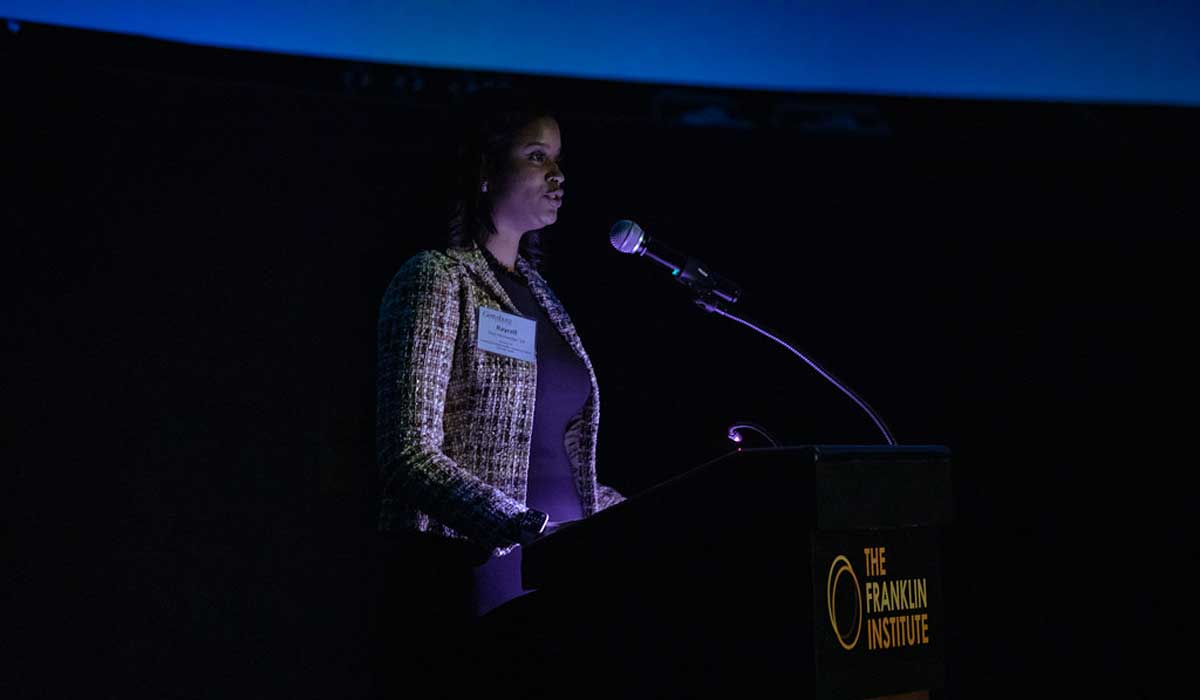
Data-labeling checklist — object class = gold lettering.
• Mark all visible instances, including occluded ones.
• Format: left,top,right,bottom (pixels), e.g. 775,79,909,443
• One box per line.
864,614,932,650
864,547,888,577
916,578,927,608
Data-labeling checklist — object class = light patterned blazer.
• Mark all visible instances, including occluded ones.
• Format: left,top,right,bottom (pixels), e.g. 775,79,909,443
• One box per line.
376,243,625,559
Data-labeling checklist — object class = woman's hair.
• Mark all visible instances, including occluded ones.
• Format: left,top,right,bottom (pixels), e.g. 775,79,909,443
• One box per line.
445,86,554,268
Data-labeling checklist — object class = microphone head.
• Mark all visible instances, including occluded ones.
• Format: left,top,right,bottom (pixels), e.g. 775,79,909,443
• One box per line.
609,219,645,254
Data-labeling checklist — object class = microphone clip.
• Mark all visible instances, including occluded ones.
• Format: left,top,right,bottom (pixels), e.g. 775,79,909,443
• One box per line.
673,256,743,305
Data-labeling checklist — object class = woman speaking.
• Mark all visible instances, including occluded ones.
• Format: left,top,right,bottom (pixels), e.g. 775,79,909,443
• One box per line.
374,87,625,695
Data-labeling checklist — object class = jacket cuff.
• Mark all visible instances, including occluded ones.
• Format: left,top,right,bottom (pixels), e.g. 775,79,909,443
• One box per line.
514,509,550,546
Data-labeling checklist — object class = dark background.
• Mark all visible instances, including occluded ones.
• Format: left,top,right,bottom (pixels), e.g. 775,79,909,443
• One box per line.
6,21,1195,699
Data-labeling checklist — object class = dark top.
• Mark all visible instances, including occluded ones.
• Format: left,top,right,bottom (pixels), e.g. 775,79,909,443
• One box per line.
471,249,591,616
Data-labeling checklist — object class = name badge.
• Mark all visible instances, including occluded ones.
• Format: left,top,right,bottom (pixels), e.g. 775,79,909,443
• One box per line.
477,307,536,363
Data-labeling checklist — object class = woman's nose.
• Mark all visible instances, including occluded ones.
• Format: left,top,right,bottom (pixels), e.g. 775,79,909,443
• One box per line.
548,164,565,185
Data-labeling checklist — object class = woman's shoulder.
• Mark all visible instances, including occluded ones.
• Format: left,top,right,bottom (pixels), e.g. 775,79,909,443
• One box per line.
388,248,466,286
381,247,480,304
394,248,455,275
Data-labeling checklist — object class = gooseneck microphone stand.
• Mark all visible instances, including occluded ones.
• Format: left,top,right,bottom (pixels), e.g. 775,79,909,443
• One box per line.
690,289,898,447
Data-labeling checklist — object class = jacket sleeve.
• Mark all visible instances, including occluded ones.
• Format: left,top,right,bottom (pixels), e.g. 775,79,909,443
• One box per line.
376,252,547,550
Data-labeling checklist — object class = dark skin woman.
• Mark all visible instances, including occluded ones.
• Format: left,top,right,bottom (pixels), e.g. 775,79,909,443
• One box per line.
374,88,624,697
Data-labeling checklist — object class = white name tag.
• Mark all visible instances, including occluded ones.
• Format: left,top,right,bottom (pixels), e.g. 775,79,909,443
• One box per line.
477,307,536,363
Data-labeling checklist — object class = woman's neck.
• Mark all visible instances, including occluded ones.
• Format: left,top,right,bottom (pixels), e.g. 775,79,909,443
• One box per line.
483,232,521,272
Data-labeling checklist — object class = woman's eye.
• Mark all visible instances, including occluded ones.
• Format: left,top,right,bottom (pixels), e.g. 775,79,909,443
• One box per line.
530,152,546,163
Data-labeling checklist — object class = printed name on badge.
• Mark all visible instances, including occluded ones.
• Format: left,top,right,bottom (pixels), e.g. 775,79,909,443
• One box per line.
477,307,536,363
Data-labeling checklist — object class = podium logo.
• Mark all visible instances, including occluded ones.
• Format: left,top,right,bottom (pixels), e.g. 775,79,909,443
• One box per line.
827,547,932,652
826,555,863,650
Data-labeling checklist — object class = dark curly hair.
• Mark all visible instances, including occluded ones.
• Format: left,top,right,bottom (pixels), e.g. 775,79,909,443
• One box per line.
444,86,555,269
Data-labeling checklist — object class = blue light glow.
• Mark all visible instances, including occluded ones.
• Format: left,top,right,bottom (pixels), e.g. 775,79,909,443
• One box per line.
3,1,1198,105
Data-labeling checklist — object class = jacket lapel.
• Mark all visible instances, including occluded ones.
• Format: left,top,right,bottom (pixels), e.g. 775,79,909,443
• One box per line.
518,257,593,370
444,246,521,316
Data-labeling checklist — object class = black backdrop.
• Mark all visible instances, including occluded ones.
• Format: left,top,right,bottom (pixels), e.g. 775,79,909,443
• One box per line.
6,21,1196,700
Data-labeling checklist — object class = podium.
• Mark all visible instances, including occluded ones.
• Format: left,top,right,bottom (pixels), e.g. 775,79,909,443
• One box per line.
520,445,953,699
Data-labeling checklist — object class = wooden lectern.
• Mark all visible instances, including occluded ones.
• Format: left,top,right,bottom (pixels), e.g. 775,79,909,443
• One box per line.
519,445,953,699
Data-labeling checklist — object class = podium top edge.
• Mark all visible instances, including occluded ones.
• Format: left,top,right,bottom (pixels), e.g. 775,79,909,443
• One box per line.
726,444,951,460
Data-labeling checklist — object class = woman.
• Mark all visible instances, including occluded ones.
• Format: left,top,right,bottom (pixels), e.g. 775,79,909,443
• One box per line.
373,88,625,694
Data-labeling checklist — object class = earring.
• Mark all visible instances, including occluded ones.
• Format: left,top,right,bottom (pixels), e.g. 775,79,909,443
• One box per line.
481,181,488,193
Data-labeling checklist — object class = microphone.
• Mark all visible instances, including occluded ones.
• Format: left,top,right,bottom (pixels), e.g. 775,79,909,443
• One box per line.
609,219,742,304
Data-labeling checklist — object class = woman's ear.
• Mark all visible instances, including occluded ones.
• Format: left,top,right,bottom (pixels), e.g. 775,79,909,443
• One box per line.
478,157,491,193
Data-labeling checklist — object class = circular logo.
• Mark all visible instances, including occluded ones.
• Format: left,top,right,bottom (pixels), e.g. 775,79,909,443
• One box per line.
826,555,863,650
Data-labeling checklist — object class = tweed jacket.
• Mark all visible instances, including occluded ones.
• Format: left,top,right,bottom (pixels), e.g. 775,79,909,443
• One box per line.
377,244,625,558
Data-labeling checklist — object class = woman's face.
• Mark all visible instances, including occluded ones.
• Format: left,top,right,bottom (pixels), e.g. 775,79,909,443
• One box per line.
488,116,565,238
